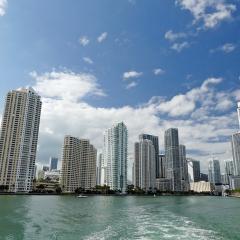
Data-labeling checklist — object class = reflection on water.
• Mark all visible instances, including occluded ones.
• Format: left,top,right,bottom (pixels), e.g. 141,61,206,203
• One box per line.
0,196,239,240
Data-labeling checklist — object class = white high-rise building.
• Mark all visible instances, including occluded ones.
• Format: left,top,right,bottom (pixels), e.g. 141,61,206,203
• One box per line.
103,122,128,193
134,139,155,192
179,145,189,191
0,88,42,192
61,136,97,192
231,132,240,176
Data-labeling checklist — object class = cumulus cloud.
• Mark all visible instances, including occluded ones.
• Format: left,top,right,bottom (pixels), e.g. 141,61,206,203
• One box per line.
83,57,94,64
123,71,143,80
0,0,7,16
211,43,236,54
30,70,238,178
171,41,190,52
97,32,108,43
126,81,138,90
78,36,90,46
165,30,187,42
30,70,106,102
176,0,236,29
153,68,165,76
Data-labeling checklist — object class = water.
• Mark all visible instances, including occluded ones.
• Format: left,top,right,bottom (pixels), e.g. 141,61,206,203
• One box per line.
0,195,239,240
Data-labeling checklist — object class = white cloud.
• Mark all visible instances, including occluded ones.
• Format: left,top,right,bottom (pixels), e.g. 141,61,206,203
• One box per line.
78,36,90,46
123,71,143,80
176,0,236,29
165,30,187,42
126,81,138,90
30,70,106,102
83,57,94,64
153,68,165,76
97,32,108,43
171,41,190,52
0,0,7,16
211,43,236,54
30,70,238,179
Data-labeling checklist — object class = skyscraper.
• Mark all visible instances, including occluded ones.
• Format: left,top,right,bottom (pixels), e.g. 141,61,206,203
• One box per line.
187,158,201,182
96,153,103,185
0,88,42,192
179,145,189,191
231,132,240,176
208,159,221,185
49,157,58,171
237,102,240,129
159,154,166,178
103,122,128,193
139,134,159,178
165,128,181,191
134,139,155,191
61,136,97,192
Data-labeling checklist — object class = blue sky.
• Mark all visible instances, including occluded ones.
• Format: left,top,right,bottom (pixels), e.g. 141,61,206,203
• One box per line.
0,0,240,175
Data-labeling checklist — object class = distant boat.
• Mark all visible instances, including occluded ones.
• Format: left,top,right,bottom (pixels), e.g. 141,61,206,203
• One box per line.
154,194,156,198
77,195,88,198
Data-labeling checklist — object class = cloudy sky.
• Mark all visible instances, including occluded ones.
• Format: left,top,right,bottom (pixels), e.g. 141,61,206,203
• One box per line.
0,0,240,177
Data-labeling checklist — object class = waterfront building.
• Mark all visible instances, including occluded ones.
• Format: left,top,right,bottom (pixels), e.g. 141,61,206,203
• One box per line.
42,166,50,172
229,176,240,190
187,158,201,182
155,178,171,192
139,134,159,178
96,153,103,185
200,173,208,182
231,132,240,176
132,162,135,186
208,159,221,185
224,160,234,184
103,122,128,193
49,157,58,171
190,181,214,193
0,88,42,192
44,170,61,182
165,128,182,191
134,139,156,192
159,154,166,178
179,145,189,191
61,136,97,192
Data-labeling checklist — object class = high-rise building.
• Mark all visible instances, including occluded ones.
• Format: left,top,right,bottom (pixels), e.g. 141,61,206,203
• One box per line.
231,132,240,176
139,134,159,178
134,139,155,192
225,160,234,184
96,153,103,185
0,88,42,192
237,102,240,129
200,173,208,182
49,157,58,171
165,128,181,191
159,154,166,178
208,159,221,185
61,136,97,192
179,145,189,191
103,122,128,193
187,158,201,182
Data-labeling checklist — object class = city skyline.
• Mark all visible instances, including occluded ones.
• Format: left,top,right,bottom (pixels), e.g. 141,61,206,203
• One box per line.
0,1,240,178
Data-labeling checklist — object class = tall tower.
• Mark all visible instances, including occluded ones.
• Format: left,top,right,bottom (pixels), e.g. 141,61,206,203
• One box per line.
208,159,221,184
165,128,181,191
49,157,58,171
139,134,159,178
104,122,128,193
134,139,155,192
237,102,240,129
179,144,189,191
231,133,240,176
0,88,42,192
61,136,97,192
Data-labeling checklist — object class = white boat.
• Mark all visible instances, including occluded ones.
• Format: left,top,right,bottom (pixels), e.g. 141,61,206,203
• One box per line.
77,195,88,198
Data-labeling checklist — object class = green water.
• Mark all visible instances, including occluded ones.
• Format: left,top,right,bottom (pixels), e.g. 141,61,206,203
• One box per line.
0,196,239,240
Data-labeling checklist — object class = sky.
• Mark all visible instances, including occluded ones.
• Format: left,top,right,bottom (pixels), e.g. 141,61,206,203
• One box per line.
0,0,240,178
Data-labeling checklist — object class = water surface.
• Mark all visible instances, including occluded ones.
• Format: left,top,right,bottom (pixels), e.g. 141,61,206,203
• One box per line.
0,195,239,239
